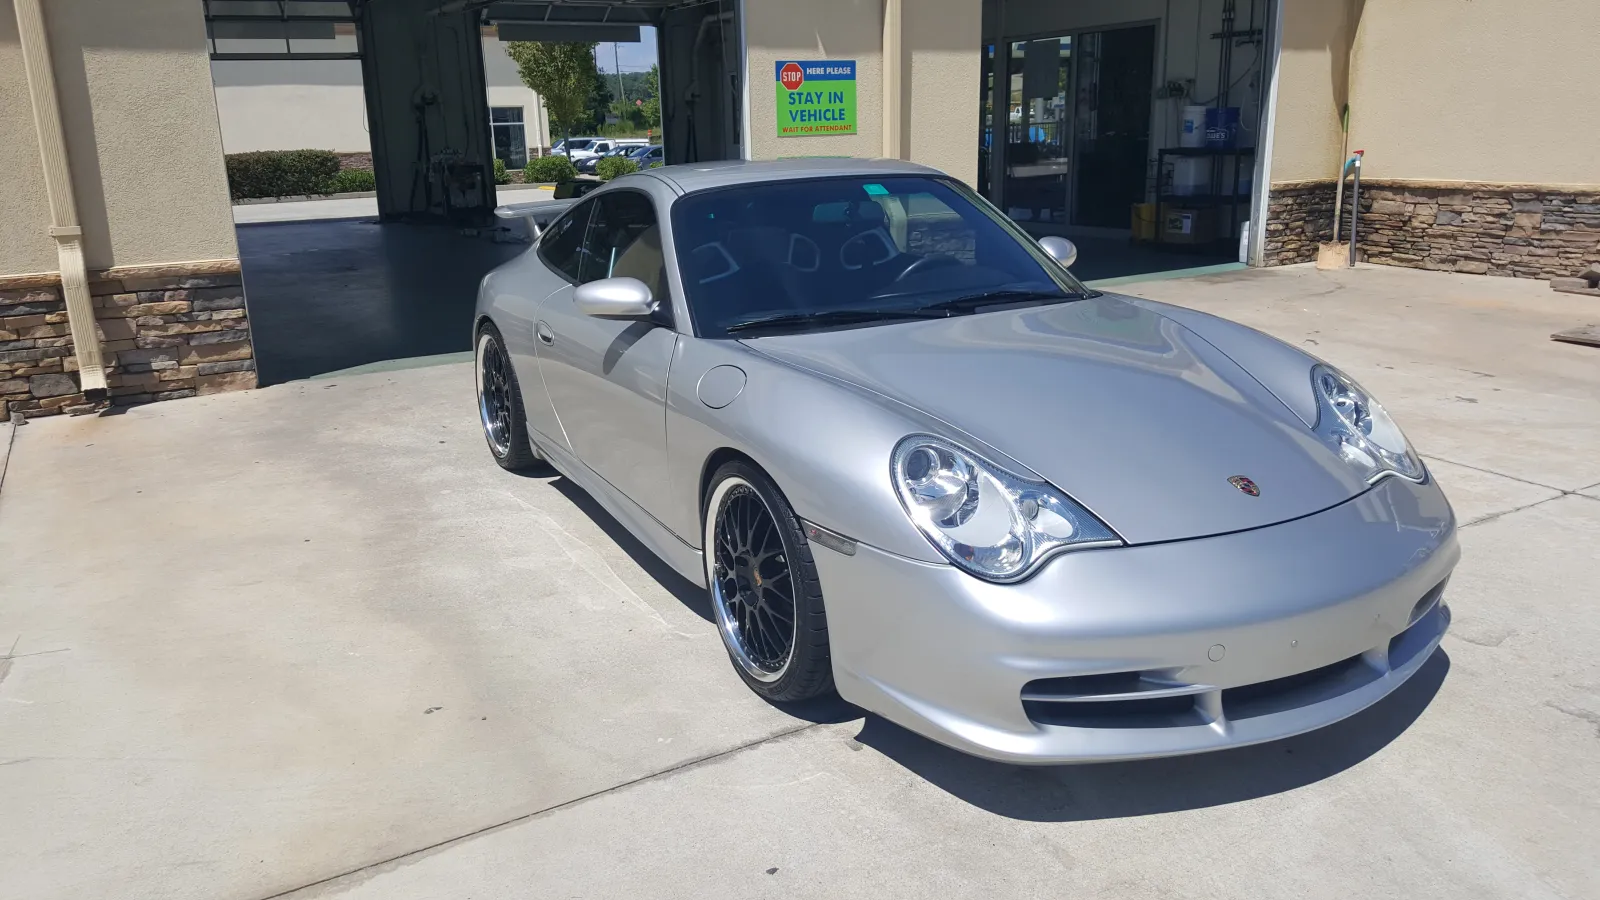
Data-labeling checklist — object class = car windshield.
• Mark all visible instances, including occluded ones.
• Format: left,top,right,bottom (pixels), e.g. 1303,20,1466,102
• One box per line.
565,139,594,150
670,175,1089,338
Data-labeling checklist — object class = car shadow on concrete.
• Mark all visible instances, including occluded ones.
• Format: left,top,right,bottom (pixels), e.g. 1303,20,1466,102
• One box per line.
850,650,1450,821
539,473,714,624
538,471,865,726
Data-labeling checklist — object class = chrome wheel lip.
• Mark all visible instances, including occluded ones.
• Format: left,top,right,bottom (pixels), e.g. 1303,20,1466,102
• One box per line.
705,476,797,684
476,332,513,458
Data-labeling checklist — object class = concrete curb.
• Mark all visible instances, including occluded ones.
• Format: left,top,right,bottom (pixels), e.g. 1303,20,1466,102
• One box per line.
0,420,14,499
235,191,377,205
233,183,555,207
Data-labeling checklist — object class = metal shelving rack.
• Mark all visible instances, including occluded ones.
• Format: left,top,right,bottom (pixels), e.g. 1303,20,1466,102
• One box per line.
1154,146,1256,251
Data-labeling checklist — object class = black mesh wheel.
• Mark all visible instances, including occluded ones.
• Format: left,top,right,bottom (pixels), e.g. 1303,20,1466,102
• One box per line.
704,461,835,702
475,323,542,472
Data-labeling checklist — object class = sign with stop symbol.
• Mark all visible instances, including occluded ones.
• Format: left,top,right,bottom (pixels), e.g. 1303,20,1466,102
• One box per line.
779,62,805,91
775,59,856,137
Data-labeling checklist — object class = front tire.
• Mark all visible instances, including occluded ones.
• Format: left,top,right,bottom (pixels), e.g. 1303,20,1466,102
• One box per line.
475,323,542,472
704,461,835,702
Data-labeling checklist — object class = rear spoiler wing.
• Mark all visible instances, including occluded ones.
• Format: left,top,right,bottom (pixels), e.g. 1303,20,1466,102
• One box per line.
494,196,580,237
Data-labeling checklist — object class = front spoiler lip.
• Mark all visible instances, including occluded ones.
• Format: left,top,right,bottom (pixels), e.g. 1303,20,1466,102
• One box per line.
863,602,1450,765
813,474,1460,764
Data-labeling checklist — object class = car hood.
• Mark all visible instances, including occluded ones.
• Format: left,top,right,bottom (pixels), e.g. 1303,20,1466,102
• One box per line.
742,295,1371,545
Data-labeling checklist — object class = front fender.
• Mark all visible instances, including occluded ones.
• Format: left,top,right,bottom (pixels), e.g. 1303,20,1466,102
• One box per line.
1126,296,1321,428
664,337,945,563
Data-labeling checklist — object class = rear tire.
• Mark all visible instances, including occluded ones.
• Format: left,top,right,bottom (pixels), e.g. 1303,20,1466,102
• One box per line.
475,323,542,472
704,461,835,702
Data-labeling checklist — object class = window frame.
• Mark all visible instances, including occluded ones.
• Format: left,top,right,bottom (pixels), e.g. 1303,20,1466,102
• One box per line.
667,174,1092,339
535,196,597,284
490,105,528,168
575,188,673,327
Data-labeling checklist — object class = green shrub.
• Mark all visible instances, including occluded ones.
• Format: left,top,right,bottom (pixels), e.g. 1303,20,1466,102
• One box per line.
493,158,510,185
224,149,341,200
322,168,376,194
524,155,577,184
595,156,639,182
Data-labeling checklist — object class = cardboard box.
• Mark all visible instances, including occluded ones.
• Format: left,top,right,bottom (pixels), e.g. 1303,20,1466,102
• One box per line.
1161,206,1216,244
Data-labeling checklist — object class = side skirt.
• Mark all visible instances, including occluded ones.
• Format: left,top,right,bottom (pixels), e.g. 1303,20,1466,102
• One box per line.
533,431,708,587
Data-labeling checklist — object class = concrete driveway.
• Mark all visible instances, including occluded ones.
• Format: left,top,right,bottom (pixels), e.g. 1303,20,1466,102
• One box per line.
2,264,1596,900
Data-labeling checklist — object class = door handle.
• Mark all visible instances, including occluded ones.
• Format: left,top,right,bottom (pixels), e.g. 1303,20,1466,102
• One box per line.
535,322,554,345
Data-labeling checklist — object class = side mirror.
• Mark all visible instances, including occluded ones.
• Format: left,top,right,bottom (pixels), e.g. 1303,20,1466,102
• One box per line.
574,277,656,319
1038,236,1078,269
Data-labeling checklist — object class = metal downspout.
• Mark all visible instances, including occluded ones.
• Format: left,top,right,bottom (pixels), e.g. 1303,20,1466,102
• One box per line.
13,0,106,397
881,0,904,159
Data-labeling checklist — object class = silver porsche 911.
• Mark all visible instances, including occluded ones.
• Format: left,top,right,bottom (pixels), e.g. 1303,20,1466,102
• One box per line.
473,158,1457,764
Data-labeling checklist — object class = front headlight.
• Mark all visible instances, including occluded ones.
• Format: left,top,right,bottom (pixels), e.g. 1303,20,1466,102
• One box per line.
1311,364,1425,483
891,435,1120,582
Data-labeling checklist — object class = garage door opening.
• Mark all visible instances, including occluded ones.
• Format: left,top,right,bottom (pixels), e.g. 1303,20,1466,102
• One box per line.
979,0,1274,282
202,0,743,386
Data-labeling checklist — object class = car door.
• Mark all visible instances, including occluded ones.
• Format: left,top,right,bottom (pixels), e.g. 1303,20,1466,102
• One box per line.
535,188,679,525
509,195,594,453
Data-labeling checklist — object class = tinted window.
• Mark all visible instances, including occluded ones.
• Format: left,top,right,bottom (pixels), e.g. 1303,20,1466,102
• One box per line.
537,199,593,282
580,191,670,307
670,176,1084,337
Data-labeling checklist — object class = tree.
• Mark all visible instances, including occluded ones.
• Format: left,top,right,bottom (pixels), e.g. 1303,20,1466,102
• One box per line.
588,72,614,133
640,64,662,133
505,41,599,154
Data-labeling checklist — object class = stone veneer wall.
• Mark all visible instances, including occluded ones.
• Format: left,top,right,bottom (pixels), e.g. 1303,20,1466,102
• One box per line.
1261,182,1338,266
0,263,256,420
1263,180,1600,278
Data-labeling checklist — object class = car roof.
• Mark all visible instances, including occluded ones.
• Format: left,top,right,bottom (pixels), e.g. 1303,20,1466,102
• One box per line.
641,157,945,194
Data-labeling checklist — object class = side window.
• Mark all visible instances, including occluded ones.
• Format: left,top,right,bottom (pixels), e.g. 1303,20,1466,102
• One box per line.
536,199,594,282
579,191,670,309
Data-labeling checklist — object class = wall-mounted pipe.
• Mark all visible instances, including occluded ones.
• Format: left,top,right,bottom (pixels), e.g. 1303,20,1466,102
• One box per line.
13,0,106,397
881,0,904,159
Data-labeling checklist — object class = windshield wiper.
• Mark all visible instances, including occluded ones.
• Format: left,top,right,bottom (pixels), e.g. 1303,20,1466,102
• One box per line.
725,307,945,334
915,288,1083,315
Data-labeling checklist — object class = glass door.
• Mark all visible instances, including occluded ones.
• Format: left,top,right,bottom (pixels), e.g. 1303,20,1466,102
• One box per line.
1071,25,1156,228
1001,36,1073,234
977,43,995,200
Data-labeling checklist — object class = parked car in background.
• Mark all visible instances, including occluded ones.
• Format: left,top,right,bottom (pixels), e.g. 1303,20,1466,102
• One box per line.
476,158,1458,764
563,138,646,161
626,144,664,167
551,137,598,158
575,144,639,174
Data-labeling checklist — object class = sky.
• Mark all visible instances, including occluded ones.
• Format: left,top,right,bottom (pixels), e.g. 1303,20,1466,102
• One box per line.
596,26,658,74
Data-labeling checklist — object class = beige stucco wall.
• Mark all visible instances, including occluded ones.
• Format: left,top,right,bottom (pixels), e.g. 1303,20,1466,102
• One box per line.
1346,0,1600,185
212,60,371,154
1268,0,1357,185
905,0,982,184
213,40,549,156
483,38,551,152
1,0,238,276
745,0,982,184
745,0,886,164
0,3,56,275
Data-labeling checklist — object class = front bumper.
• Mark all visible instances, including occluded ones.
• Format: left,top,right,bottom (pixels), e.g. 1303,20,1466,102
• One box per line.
814,475,1458,764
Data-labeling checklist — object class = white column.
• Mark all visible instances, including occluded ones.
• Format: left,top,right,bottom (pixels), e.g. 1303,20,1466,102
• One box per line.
882,0,905,159
13,0,106,394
